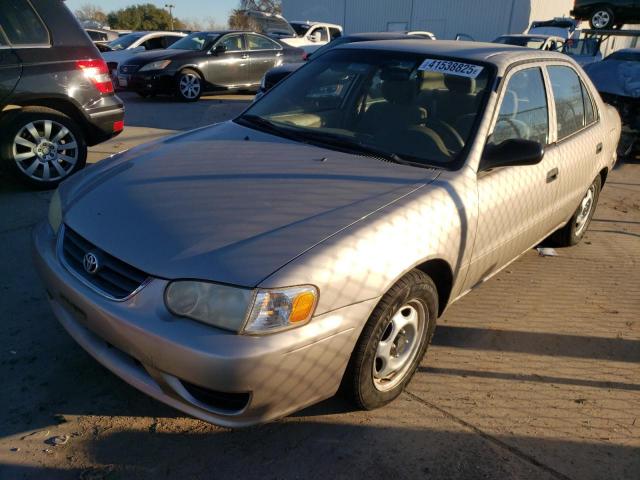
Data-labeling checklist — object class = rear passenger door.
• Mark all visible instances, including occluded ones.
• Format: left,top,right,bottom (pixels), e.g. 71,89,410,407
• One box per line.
0,35,22,104
246,34,283,86
546,64,601,222
466,65,562,289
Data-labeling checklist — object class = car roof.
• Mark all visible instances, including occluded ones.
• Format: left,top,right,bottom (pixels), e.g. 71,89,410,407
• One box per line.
339,40,572,70
497,33,560,39
345,32,414,40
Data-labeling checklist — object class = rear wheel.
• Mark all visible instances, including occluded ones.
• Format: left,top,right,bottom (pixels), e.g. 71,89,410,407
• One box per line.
552,175,601,247
342,270,438,410
590,7,615,29
176,69,202,102
0,108,87,189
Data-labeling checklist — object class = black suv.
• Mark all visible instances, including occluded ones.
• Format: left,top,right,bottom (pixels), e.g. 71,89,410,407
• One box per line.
0,0,124,188
571,1,640,29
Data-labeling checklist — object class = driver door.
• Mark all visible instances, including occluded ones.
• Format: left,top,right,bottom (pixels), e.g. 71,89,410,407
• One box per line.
464,64,563,289
205,34,249,88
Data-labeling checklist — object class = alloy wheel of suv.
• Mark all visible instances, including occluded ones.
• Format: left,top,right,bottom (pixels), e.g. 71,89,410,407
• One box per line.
0,109,87,188
590,8,615,29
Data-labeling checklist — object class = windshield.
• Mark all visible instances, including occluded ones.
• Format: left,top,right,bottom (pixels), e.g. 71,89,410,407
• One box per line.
291,23,311,36
170,32,220,51
108,32,144,51
239,50,493,168
494,36,545,49
563,38,600,56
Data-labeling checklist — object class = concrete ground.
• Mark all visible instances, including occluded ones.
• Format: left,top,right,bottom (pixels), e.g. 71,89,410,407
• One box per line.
0,92,638,480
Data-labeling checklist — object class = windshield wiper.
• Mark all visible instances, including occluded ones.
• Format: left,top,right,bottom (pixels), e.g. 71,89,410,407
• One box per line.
288,129,432,169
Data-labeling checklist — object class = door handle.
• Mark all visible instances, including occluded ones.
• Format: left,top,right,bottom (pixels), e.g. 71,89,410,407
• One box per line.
596,142,603,154
546,167,559,183
276,52,283,57
241,54,249,59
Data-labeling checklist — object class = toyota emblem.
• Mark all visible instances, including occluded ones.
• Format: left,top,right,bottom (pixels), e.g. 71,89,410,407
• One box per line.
83,252,100,275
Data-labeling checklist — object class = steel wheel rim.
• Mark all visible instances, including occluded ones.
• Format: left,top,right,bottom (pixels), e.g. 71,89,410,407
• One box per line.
179,74,201,98
12,120,78,182
592,11,610,28
575,185,595,236
373,300,426,392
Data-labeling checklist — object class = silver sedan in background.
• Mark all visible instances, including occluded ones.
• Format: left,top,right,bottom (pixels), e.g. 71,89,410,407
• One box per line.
34,41,620,427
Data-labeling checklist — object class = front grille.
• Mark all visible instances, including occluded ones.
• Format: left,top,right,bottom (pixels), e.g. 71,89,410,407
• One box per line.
61,226,149,300
119,64,139,74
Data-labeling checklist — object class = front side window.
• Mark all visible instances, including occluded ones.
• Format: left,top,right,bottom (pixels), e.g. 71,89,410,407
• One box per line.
238,50,493,168
246,34,279,51
490,67,549,146
162,35,181,48
309,27,328,42
0,0,49,46
219,35,244,52
548,65,587,140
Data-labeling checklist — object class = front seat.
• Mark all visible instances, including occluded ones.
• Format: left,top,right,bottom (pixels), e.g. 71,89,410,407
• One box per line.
360,67,427,137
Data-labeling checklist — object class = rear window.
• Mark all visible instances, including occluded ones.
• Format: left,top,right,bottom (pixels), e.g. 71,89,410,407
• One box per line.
0,0,49,46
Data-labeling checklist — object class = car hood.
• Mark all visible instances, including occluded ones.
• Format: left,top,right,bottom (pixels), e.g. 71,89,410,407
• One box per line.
585,60,640,98
62,122,439,287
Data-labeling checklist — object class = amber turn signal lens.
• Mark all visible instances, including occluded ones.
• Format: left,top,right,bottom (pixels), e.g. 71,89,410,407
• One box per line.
290,291,317,323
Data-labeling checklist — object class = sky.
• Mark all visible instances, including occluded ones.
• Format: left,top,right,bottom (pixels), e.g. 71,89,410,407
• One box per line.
65,0,239,26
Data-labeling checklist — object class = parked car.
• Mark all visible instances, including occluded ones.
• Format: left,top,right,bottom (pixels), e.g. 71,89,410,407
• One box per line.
493,34,565,51
562,37,603,66
528,17,580,38
102,31,187,85
287,20,343,49
120,31,304,101
85,27,119,45
584,48,640,154
34,40,621,427
493,33,564,52
571,0,640,29
255,31,433,100
0,0,124,188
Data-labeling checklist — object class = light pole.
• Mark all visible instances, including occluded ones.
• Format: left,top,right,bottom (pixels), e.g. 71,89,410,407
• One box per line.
165,4,175,30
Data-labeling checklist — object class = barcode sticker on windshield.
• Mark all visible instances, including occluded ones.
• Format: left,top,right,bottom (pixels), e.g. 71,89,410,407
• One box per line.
418,59,484,78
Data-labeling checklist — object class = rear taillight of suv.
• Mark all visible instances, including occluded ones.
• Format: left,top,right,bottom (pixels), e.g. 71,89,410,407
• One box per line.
76,59,114,94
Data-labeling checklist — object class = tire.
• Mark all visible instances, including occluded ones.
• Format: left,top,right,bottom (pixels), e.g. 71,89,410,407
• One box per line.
342,269,438,410
0,108,87,189
176,69,202,102
552,175,602,247
589,7,615,29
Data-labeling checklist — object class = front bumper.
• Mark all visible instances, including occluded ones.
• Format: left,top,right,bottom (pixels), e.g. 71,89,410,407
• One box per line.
32,221,374,427
126,71,175,95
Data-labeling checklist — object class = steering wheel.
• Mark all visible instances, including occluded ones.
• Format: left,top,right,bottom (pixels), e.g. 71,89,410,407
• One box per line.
423,119,465,151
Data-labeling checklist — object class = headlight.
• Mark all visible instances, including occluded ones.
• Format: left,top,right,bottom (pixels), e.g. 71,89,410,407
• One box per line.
165,281,253,332
139,60,172,72
164,282,318,334
48,189,62,234
243,285,318,334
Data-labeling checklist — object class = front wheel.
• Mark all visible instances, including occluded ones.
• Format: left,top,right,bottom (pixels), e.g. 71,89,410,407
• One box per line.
552,175,602,247
176,69,202,102
590,7,615,29
342,270,438,410
0,108,87,189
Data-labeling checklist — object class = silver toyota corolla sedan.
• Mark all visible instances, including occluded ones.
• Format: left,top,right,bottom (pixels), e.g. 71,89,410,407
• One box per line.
33,41,621,427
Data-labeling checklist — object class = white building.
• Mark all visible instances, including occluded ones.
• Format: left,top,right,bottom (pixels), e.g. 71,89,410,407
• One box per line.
282,0,576,41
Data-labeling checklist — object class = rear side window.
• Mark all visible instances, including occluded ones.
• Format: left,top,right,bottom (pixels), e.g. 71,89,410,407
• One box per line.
548,65,588,140
162,36,181,48
247,34,280,51
491,67,549,146
582,81,597,125
0,0,49,46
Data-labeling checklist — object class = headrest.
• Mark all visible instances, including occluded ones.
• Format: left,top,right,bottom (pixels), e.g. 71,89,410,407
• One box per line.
444,75,476,94
380,67,418,104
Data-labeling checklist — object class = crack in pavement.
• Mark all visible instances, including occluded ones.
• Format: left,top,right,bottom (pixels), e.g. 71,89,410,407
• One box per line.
404,390,574,480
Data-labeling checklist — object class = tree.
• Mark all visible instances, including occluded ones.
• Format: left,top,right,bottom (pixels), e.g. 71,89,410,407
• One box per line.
75,4,108,28
107,4,185,31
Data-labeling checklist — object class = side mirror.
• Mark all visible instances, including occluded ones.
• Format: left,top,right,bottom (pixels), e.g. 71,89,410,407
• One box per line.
212,44,227,55
480,138,544,172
